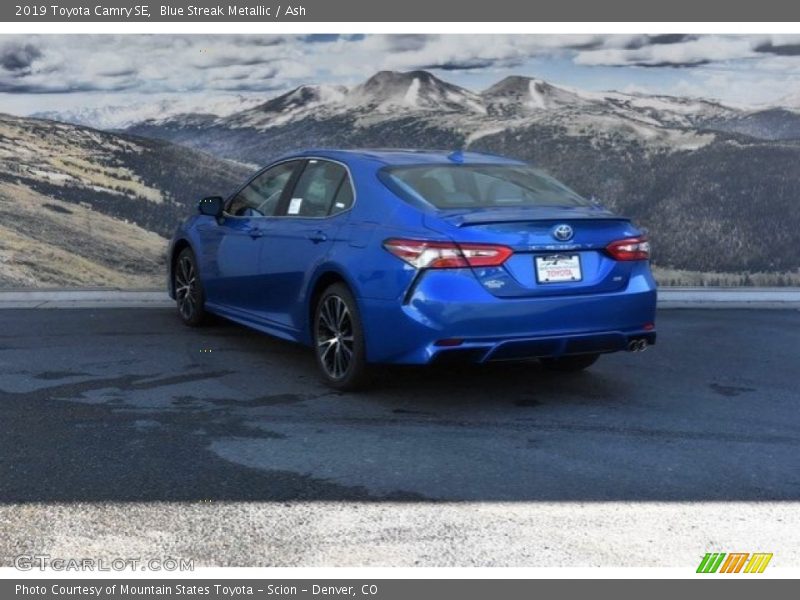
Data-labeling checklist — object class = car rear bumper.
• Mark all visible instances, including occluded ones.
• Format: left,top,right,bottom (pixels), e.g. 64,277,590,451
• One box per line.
359,266,657,364
428,329,656,364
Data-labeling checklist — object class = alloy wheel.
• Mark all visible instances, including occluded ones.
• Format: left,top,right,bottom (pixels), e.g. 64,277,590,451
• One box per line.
316,295,355,379
175,255,197,321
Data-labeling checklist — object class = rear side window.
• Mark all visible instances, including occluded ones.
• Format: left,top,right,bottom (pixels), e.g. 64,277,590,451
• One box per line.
381,164,588,209
331,177,354,215
287,160,352,217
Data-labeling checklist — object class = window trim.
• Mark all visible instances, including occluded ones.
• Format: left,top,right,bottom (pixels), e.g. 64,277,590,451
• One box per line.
277,157,357,220
223,157,357,221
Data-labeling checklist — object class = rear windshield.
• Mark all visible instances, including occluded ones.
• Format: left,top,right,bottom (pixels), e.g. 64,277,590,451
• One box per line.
381,164,589,209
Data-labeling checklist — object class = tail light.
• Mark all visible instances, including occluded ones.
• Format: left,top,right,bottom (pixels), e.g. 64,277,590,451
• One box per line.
606,237,650,261
383,238,513,269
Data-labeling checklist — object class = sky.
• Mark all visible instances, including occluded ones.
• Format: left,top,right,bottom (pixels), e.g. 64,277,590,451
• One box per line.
3,34,800,117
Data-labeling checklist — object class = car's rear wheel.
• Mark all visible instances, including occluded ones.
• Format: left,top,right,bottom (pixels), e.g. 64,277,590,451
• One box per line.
174,247,207,326
540,353,600,372
314,283,369,391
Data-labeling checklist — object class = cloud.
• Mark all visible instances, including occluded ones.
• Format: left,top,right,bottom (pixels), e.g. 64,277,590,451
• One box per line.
364,34,602,70
418,58,498,71
628,59,711,68
755,41,800,56
574,36,758,67
0,42,42,73
97,67,137,78
0,34,770,96
0,35,294,94
572,35,800,69
383,34,435,52
230,35,287,47
355,34,736,74
0,34,799,110
624,34,697,50
301,34,341,44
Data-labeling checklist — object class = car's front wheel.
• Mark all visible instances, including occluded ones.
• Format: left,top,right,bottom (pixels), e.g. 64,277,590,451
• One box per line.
173,247,207,326
313,283,369,391
540,353,600,372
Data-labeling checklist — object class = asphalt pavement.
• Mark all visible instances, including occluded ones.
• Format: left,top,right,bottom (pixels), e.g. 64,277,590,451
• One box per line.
0,307,798,567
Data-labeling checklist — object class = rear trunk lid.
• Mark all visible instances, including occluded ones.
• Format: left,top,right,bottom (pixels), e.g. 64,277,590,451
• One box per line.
424,206,643,298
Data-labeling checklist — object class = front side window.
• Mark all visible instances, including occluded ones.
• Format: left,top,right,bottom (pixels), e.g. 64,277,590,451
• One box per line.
381,164,589,209
287,160,352,217
227,161,299,217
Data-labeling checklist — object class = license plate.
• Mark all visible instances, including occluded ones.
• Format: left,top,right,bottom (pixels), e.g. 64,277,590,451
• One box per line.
535,254,582,283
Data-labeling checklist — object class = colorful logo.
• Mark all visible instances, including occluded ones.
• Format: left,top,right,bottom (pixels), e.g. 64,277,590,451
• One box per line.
697,552,773,573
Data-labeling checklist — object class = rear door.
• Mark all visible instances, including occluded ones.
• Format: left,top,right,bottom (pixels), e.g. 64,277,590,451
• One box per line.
258,158,355,331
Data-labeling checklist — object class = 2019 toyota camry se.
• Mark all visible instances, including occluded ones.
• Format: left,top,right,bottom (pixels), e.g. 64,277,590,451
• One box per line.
168,149,656,390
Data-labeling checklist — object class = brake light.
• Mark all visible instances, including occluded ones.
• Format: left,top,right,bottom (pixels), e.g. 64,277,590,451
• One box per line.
434,338,464,347
383,238,513,269
606,237,650,261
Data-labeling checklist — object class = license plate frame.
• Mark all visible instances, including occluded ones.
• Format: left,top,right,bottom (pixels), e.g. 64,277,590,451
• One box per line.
535,254,583,284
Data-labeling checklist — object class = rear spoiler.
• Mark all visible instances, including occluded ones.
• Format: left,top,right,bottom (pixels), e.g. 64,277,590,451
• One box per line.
448,210,628,227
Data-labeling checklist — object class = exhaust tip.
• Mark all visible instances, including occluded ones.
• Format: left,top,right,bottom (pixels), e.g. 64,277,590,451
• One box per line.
627,338,649,352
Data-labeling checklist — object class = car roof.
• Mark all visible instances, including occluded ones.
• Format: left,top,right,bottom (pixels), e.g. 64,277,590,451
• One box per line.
284,148,527,167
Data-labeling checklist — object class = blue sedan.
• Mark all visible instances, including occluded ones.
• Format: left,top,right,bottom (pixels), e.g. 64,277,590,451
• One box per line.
168,149,656,389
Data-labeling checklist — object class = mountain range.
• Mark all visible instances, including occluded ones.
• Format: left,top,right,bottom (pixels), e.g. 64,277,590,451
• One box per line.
0,114,250,287
6,69,800,287
31,94,264,131
124,70,800,141
121,70,800,277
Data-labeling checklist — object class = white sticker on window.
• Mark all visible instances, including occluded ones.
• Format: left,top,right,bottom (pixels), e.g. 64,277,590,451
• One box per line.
288,197,303,214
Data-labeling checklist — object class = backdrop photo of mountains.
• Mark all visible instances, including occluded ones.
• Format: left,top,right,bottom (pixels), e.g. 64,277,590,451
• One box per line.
2,34,800,288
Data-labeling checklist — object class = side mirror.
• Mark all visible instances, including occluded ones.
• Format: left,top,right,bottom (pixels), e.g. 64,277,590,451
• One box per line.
198,196,224,218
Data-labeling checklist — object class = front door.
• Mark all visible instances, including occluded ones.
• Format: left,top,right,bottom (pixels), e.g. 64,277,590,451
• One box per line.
202,160,302,314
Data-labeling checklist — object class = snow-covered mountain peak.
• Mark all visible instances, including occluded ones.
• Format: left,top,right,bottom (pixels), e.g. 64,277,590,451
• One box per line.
251,84,348,114
482,75,597,113
350,70,485,113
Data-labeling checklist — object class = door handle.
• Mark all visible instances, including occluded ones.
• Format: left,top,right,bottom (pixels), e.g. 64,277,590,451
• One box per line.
308,231,328,243
247,227,265,239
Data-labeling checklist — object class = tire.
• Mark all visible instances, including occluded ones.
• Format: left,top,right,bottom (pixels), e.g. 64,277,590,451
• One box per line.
313,283,370,391
173,247,207,327
540,353,600,372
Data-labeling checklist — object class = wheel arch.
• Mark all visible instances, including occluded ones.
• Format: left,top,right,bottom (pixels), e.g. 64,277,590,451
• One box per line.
306,267,361,344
